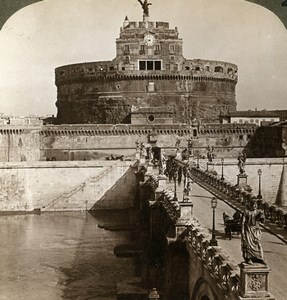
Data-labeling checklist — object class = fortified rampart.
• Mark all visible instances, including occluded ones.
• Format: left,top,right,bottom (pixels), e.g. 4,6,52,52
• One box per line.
2,122,286,162
0,123,262,162
55,60,237,124
40,123,256,161
0,125,41,162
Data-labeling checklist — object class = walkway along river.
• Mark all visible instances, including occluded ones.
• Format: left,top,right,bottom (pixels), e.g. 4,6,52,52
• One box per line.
0,211,136,300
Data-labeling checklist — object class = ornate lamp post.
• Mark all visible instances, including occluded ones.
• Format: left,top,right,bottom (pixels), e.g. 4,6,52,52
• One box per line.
173,167,178,202
257,169,262,199
197,154,200,169
210,197,218,246
221,157,224,180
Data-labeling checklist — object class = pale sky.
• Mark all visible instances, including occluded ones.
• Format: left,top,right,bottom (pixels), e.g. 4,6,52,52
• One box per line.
0,0,286,117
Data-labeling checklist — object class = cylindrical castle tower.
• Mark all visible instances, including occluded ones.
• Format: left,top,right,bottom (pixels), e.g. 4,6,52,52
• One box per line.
55,16,237,124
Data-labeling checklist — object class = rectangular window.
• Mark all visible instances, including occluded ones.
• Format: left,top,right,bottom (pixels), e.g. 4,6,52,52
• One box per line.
139,60,162,71
139,61,146,70
124,45,129,51
169,44,175,52
139,45,145,55
155,45,160,51
155,61,161,70
170,56,175,60
147,61,153,70
239,119,243,124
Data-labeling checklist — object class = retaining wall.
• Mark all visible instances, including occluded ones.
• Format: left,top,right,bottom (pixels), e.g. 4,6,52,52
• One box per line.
0,161,136,211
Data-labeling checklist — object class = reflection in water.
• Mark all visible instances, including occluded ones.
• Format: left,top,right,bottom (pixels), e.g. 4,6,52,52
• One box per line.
0,211,135,300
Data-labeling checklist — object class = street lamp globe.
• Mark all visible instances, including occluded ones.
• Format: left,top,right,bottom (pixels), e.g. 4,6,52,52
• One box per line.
211,197,218,209
258,169,262,176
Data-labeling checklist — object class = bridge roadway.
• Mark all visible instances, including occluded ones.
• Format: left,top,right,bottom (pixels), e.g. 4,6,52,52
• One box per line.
166,179,287,300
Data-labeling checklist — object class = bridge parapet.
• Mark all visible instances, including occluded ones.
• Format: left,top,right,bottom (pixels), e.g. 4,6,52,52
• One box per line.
187,162,287,231
184,218,241,300
137,165,276,300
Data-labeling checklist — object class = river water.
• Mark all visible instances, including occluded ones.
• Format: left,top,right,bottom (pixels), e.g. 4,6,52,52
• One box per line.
0,211,136,300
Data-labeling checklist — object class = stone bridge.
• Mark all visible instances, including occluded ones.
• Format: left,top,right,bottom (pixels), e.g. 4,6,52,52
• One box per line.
130,157,287,300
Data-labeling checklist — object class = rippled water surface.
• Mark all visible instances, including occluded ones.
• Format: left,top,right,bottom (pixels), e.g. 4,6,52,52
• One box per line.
0,211,135,300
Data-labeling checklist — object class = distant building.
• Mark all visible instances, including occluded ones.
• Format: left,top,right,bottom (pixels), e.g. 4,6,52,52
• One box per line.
220,110,281,126
0,115,43,126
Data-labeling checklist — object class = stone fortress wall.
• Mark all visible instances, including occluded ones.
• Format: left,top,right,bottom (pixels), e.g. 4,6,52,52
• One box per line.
55,59,237,125
55,18,238,125
0,122,257,162
0,125,41,162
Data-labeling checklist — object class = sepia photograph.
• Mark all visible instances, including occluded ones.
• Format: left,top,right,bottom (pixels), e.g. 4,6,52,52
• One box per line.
0,0,286,299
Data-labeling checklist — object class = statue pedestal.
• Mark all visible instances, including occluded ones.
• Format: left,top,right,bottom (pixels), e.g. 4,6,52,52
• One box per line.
147,162,153,172
157,174,167,190
179,197,193,218
237,173,248,187
207,162,214,172
239,263,275,299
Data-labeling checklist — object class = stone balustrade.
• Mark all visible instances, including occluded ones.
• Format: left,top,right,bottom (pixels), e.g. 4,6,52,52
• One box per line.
185,220,241,299
187,162,287,230
139,166,275,300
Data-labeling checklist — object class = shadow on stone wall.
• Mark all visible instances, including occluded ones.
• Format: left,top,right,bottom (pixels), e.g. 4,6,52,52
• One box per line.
244,126,285,158
90,165,138,210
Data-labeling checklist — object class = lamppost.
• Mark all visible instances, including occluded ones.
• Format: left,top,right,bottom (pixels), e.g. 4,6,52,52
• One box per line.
210,197,218,246
173,167,178,202
173,170,177,201
221,157,224,180
197,154,200,169
257,169,262,199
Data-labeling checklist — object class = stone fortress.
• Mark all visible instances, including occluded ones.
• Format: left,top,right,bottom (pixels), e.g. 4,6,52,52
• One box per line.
55,12,238,125
0,1,286,163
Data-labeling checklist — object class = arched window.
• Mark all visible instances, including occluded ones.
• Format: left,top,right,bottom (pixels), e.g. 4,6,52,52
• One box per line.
214,66,223,73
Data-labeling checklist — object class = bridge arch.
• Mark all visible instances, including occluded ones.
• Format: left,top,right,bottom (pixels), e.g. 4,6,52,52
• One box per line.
191,277,218,300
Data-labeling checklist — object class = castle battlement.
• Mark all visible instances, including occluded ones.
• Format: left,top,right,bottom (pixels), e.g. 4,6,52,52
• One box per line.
55,59,237,84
